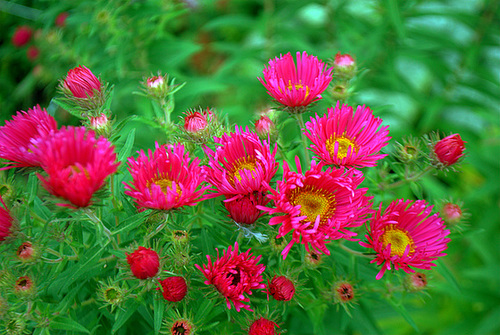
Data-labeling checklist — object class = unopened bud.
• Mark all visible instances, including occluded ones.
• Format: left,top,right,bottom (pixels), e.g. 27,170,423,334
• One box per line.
433,134,466,167
305,250,322,268
170,319,195,335
126,246,160,279
405,272,428,292
255,115,274,137
267,275,295,301
157,276,188,302
248,317,279,335
331,52,357,80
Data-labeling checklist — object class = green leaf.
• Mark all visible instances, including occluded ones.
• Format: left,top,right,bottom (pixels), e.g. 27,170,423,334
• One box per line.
112,300,141,334
112,212,147,235
117,128,136,163
436,258,461,293
387,299,419,332
154,298,166,335
51,316,90,334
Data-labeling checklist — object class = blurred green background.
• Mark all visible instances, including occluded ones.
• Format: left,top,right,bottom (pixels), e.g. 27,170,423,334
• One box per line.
1,0,499,334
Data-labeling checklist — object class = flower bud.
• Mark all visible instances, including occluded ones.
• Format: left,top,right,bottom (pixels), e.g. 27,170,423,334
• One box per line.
255,115,274,137
394,136,421,163
55,12,69,27
0,196,13,242
157,276,187,302
329,84,350,101
17,242,36,262
405,272,428,292
267,275,295,301
305,250,322,268
27,46,40,61
170,319,194,335
331,52,357,80
171,230,190,244
12,26,32,48
334,52,355,68
183,108,211,134
147,75,165,88
126,246,160,279
248,317,279,335
15,276,35,297
63,65,102,99
333,281,355,303
441,203,462,225
433,134,466,166
224,192,267,225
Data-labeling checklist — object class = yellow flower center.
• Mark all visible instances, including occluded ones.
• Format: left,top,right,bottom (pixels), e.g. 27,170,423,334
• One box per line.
69,165,90,179
326,135,358,160
288,184,336,227
287,80,310,98
147,177,181,195
230,157,257,184
380,225,415,257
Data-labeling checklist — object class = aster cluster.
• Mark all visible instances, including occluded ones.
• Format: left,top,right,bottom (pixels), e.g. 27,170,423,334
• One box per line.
0,52,467,335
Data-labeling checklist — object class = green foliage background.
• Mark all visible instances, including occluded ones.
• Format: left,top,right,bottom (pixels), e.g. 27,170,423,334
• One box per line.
1,0,499,334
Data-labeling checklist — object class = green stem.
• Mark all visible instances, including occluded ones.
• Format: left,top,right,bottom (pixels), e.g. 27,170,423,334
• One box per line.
338,242,372,259
144,213,169,241
384,165,433,190
294,113,310,162
84,208,119,249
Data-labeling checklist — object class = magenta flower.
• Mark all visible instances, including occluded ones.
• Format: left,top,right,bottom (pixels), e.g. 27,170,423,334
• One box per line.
0,105,58,170
360,199,450,280
224,192,269,225
195,242,265,312
124,143,209,211
32,126,119,208
433,134,465,166
259,158,372,259
258,51,333,109
305,102,390,168
126,246,160,279
203,127,278,197
0,196,13,242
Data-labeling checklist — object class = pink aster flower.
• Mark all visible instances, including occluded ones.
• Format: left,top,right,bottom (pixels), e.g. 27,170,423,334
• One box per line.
63,65,102,99
203,126,278,197
195,242,265,312
124,143,209,211
32,126,119,208
258,51,333,110
360,199,450,280
0,105,58,169
305,102,390,168
260,158,372,259
0,196,13,242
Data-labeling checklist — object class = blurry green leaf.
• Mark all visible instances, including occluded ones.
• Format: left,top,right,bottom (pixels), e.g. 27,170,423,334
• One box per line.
474,305,500,335
117,128,136,163
51,316,90,334
387,299,419,332
112,300,141,334
112,212,147,235
436,259,461,293
154,298,166,335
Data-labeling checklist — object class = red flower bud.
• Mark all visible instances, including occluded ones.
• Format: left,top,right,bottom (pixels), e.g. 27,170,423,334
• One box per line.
55,12,69,27
12,26,32,48
146,75,165,88
434,134,465,166
183,108,212,134
405,272,428,291
224,192,267,225
267,275,295,301
442,203,462,224
27,46,40,61
255,115,274,137
17,242,34,260
63,65,102,99
157,276,187,302
126,246,160,279
334,52,355,68
248,317,279,335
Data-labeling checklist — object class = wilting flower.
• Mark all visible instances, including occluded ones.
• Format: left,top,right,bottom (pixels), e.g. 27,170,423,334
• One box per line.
12,26,32,47
0,196,13,242
124,143,208,211
266,275,295,301
15,276,35,296
360,199,450,280
441,202,463,225
195,242,265,312
333,280,355,303
32,126,118,208
305,102,390,168
0,105,58,169
405,272,428,292
157,276,188,302
258,51,333,111
63,65,102,99
183,108,212,134
170,319,194,335
55,12,69,27
260,158,372,259
17,242,35,261
203,127,278,197
248,317,279,335
224,192,269,225
126,246,160,279
433,134,465,166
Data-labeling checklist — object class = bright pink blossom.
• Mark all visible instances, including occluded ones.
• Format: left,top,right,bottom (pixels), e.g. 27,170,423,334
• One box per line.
203,126,278,197
258,51,333,108
124,143,209,211
360,199,450,280
126,246,160,279
32,126,118,208
0,196,13,242
195,242,265,312
63,65,102,98
260,158,372,259
0,105,58,169
305,102,390,168
434,134,465,166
